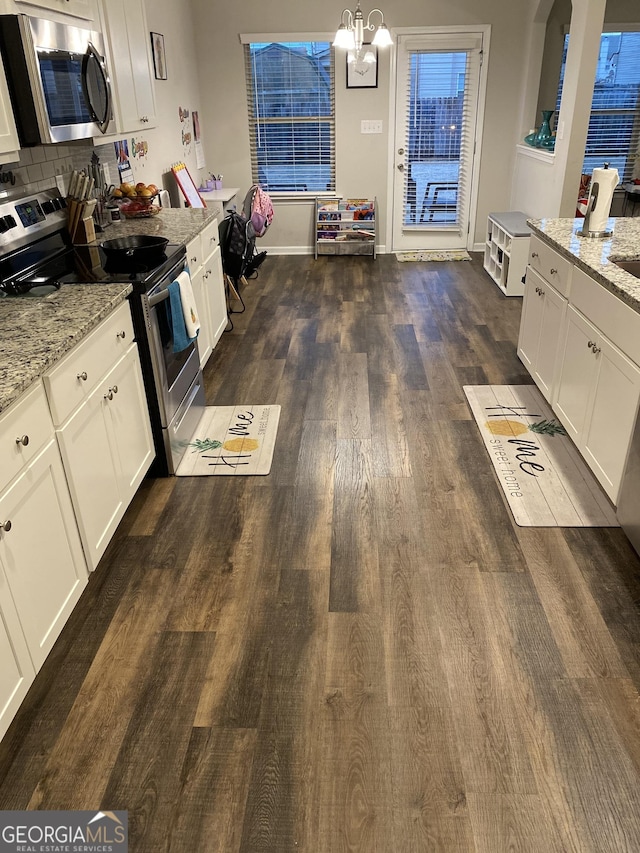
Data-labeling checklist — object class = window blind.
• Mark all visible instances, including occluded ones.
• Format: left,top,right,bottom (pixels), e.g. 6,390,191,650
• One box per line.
244,41,335,193
401,36,481,229
556,30,640,181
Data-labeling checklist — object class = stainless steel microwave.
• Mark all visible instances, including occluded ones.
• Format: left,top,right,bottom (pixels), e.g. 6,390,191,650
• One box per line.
0,14,113,146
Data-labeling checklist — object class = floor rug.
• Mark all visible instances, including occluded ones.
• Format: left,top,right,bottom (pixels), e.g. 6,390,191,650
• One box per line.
396,249,472,262
463,385,618,527
176,405,280,476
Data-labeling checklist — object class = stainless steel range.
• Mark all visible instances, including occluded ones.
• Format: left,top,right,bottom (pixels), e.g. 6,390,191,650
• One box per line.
0,185,205,475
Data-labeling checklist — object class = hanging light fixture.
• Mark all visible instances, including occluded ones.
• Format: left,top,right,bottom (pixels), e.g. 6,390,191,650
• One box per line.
333,2,393,54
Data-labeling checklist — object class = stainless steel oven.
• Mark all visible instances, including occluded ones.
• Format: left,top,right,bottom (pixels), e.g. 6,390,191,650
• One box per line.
0,14,113,145
140,255,206,474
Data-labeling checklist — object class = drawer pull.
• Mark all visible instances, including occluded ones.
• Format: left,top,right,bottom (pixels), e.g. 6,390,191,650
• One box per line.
588,340,595,349
111,385,119,395
15,435,29,447
105,390,113,401
0,520,12,533
531,252,539,258
591,345,601,355
190,256,197,264
117,330,127,339
77,371,88,381
550,268,558,275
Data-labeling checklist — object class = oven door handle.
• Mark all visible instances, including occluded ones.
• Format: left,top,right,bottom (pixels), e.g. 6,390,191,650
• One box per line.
148,288,171,308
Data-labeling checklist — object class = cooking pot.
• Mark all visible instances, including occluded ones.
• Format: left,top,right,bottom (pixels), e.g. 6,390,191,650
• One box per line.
100,235,169,264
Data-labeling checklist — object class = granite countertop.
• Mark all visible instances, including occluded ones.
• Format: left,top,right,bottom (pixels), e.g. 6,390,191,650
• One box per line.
527,216,640,313
0,206,222,415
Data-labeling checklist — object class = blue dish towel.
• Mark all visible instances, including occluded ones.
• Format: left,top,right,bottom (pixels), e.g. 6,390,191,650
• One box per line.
168,280,195,353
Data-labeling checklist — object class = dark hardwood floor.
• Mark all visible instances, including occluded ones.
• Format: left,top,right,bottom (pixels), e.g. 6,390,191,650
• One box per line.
2,253,640,852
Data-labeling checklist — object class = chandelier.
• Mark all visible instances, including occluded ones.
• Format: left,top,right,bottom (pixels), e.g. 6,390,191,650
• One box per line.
333,2,393,58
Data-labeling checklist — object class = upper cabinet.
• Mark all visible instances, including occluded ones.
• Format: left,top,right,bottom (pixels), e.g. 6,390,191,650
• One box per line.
14,0,96,22
99,0,157,134
0,51,19,159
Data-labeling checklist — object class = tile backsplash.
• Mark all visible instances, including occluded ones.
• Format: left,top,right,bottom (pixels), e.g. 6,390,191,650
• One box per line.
1,141,119,195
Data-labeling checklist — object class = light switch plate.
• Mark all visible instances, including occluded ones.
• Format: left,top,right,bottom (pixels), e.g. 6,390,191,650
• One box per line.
361,120,383,134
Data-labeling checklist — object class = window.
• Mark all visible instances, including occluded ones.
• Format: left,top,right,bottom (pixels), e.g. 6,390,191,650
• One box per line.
243,40,335,193
556,30,640,180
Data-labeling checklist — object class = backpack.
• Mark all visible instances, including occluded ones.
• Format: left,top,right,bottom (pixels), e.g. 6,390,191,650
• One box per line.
219,211,249,281
243,184,274,238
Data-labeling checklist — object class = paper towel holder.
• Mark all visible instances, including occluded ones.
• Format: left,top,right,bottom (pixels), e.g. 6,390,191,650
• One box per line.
577,164,616,238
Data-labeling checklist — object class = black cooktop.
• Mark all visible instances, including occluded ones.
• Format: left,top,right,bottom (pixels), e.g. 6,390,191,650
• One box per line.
0,231,185,298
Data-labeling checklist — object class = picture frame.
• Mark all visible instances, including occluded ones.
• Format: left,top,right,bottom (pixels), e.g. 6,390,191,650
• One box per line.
346,46,378,89
151,32,167,80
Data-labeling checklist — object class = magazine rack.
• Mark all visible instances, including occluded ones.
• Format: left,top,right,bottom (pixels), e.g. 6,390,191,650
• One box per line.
315,197,376,259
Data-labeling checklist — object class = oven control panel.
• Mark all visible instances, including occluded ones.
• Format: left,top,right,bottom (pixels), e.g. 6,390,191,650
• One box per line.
0,188,67,254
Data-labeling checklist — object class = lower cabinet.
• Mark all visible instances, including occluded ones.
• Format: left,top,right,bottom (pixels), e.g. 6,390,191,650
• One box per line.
0,440,87,673
555,305,640,503
188,220,227,370
517,267,566,403
56,345,154,571
0,572,34,742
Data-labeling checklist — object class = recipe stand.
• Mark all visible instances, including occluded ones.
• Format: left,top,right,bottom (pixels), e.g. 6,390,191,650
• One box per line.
483,211,531,296
315,197,376,259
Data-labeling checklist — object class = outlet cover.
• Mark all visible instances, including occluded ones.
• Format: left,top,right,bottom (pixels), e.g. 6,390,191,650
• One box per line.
361,120,383,134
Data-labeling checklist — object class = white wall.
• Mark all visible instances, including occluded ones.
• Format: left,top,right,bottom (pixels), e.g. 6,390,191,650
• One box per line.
189,0,537,252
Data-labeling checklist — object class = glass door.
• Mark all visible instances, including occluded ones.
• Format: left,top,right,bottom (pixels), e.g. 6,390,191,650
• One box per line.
392,32,484,251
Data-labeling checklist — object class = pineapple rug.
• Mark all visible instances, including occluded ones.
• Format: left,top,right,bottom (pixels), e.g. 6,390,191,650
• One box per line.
463,385,618,527
175,405,280,476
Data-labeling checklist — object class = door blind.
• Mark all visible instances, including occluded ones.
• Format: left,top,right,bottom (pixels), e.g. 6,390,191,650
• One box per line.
401,37,481,230
243,41,335,193
556,30,640,181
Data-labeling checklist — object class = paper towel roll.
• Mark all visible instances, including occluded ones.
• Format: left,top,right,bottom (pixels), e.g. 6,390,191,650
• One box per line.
585,165,619,233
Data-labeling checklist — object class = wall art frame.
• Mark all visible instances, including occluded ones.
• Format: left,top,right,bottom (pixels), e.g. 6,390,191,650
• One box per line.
151,32,167,80
346,46,378,89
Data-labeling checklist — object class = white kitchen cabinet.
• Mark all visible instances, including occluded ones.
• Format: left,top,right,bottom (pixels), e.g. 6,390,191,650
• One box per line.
99,0,156,134
0,380,87,708
0,564,34,741
517,266,567,403
0,439,87,671
187,219,227,370
14,0,95,21
555,304,640,503
44,301,154,571
0,52,18,160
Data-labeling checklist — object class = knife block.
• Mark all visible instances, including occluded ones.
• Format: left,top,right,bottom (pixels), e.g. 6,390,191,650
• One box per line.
72,215,96,245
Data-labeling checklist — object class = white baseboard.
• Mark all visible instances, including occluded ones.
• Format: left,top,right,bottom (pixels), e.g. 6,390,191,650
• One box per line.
263,244,387,256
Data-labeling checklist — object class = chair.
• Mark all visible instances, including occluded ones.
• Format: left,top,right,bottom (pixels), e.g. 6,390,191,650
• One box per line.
419,182,458,222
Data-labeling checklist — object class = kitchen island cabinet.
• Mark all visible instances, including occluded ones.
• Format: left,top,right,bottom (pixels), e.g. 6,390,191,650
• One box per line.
519,217,640,505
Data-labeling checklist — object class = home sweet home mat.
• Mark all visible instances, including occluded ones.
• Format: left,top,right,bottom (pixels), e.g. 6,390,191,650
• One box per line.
176,405,280,476
463,385,618,527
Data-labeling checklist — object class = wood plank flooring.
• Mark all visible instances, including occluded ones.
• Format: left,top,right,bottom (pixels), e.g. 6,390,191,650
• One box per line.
2,253,640,852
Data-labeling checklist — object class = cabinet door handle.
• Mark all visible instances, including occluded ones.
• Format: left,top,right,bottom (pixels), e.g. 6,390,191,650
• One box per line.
539,288,545,296
77,371,88,381
550,268,558,275
104,390,114,401
592,345,601,355
531,252,539,258
111,385,118,395
190,256,197,264
15,435,29,446
117,330,126,339
588,340,595,349
0,520,12,532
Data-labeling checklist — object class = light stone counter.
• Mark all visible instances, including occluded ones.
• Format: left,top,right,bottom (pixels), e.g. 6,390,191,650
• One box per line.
527,216,640,313
0,207,222,414
0,283,132,413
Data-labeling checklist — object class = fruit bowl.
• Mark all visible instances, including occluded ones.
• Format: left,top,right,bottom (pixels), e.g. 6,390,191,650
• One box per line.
120,199,161,219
